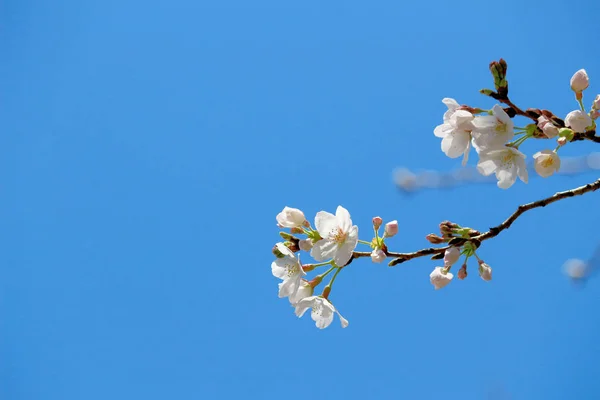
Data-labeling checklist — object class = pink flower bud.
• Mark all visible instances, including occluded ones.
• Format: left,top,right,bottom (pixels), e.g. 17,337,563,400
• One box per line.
570,69,589,93
384,220,399,237
478,260,492,281
372,216,383,229
443,247,460,267
457,264,468,280
557,137,568,147
426,233,445,244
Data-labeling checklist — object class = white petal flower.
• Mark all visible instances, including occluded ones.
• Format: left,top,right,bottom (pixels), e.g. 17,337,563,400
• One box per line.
478,262,492,281
430,267,453,290
477,146,528,189
271,243,306,298
276,206,306,228
533,150,561,178
289,280,314,304
570,69,589,92
434,109,474,165
311,206,358,267
371,249,386,263
294,296,348,329
442,98,461,121
565,110,592,133
443,247,460,267
471,105,514,152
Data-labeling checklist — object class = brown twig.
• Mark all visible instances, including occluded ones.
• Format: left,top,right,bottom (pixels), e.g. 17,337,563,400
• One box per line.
351,178,600,267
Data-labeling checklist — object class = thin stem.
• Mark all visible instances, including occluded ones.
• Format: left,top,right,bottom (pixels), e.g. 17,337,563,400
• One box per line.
358,239,372,246
316,266,336,280
326,267,343,289
308,260,333,268
578,98,585,112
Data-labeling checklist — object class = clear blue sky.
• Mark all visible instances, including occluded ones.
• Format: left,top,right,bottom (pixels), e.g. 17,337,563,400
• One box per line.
2,1,600,399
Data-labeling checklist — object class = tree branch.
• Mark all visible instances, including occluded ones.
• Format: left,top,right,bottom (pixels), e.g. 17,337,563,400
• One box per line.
352,178,600,266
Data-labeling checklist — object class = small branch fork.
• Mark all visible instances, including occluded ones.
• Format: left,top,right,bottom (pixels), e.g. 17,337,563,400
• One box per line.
351,178,600,266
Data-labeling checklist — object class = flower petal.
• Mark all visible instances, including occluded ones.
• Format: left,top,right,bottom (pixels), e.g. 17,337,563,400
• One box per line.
311,239,337,261
496,165,517,189
294,296,317,317
335,206,352,233
314,211,337,237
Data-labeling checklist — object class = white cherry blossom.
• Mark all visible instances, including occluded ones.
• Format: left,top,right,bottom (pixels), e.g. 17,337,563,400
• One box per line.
533,150,561,178
276,206,306,228
477,146,528,189
295,296,348,329
311,206,358,267
471,104,514,151
434,109,474,165
289,280,314,304
271,243,306,299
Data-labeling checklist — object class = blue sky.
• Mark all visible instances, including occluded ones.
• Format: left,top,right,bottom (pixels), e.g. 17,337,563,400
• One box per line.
2,0,600,399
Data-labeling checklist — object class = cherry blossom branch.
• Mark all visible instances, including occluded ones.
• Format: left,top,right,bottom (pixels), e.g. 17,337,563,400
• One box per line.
350,177,600,266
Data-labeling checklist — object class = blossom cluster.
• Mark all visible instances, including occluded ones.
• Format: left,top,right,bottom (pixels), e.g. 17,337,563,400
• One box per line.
434,63,598,189
272,207,493,329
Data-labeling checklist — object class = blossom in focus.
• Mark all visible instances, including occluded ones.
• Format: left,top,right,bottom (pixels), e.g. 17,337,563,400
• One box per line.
533,150,561,178
276,207,306,228
471,105,514,151
477,146,528,189
271,243,306,299
289,280,314,304
311,206,359,267
295,296,348,329
434,108,474,165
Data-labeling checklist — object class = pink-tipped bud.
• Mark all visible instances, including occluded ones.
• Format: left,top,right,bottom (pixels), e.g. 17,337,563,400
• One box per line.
570,69,589,93
290,227,304,234
478,260,492,281
443,247,461,267
372,216,383,229
426,233,445,244
557,137,568,147
457,264,468,280
384,220,399,237
537,115,559,138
